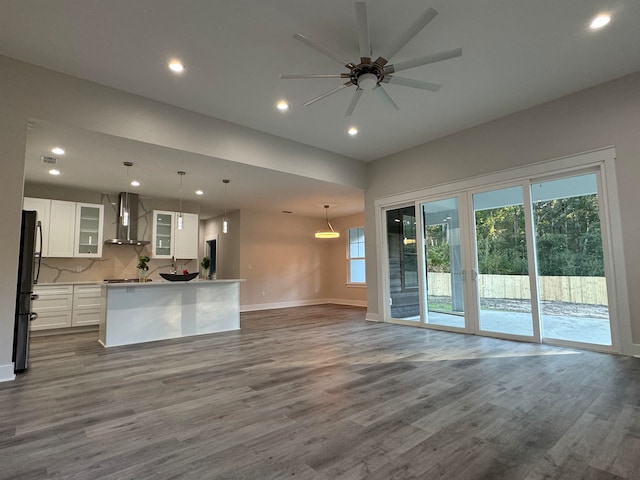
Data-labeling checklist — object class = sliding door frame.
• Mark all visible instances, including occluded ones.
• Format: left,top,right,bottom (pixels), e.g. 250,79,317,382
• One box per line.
374,147,632,355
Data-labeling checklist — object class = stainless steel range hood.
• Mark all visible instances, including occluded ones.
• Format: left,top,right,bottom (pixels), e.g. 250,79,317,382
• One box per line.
104,192,150,245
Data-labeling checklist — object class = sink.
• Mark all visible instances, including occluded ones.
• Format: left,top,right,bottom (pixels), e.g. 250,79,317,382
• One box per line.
160,272,199,282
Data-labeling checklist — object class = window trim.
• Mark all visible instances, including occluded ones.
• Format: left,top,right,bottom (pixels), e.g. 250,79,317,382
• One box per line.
347,226,366,285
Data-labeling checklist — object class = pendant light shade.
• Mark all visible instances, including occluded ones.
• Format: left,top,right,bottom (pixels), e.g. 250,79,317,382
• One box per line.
177,171,185,230
315,204,340,238
121,162,133,227
222,179,230,234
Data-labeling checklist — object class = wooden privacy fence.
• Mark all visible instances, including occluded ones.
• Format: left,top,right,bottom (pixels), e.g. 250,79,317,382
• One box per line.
427,272,608,305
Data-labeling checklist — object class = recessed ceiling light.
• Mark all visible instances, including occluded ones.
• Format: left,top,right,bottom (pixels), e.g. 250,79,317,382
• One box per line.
168,59,185,73
276,100,290,111
195,190,204,195
48,169,61,176
347,127,359,136
51,147,65,155
130,180,140,187
590,14,611,30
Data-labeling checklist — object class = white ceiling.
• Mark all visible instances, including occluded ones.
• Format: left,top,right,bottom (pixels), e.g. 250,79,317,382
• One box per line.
3,0,640,217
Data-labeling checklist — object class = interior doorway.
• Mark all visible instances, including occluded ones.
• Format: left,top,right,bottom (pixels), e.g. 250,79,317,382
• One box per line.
206,239,217,279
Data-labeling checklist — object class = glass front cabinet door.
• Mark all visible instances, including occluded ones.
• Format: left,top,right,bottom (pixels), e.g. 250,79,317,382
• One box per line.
153,210,174,258
74,203,104,258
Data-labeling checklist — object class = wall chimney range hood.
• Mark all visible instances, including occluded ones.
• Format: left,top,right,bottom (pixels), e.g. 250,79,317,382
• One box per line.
104,192,150,245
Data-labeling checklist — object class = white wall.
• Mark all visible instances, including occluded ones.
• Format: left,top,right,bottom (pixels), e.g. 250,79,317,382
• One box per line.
0,55,364,380
365,71,640,347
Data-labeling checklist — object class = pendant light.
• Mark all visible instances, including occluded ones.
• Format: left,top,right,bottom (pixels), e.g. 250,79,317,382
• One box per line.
222,179,230,234
177,171,185,230
315,204,340,238
122,162,133,227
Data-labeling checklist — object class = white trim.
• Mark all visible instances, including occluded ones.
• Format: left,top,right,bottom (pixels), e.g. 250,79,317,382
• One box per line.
0,364,16,382
633,343,640,358
366,313,381,322
240,298,366,312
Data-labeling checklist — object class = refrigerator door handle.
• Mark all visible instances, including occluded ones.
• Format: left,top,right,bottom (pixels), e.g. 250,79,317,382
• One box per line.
34,221,42,284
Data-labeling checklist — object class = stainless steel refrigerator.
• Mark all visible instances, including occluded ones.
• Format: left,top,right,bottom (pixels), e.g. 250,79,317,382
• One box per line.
13,210,42,373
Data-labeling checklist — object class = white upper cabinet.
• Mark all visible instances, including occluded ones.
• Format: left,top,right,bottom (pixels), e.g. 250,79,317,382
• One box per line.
74,203,104,257
23,197,50,257
48,200,76,257
152,210,198,259
23,197,104,258
174,212,199,260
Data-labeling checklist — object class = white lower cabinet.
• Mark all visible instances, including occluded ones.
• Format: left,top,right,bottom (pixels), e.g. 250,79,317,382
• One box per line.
32,284,105,331
72,285,106,326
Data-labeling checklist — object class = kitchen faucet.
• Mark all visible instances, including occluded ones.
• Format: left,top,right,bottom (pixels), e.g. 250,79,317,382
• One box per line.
170,256,177,274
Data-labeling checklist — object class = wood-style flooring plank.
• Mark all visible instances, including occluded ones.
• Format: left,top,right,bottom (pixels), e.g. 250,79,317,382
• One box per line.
1,304,639,479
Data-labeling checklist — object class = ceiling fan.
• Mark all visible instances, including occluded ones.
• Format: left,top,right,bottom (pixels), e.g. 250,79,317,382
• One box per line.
280,2,462,117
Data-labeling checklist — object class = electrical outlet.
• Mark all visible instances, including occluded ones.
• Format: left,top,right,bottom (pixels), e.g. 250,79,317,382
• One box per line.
262,291,266,297
76,265,82,272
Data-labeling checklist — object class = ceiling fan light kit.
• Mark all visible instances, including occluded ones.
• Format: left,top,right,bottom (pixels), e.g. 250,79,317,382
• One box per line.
280,1,462,117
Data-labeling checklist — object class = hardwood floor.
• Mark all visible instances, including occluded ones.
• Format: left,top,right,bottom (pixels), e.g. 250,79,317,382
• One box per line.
1,304,639,479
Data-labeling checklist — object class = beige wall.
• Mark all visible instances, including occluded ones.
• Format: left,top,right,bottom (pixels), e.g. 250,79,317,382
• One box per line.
365,71,640,348
199,210,366,310
0,55,363,378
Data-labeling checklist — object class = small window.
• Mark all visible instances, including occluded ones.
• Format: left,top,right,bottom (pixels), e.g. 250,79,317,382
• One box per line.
348,227,365,284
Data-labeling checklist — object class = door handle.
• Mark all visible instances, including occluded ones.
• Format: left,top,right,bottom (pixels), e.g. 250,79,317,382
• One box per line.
29,313,38,321
31,293,39,301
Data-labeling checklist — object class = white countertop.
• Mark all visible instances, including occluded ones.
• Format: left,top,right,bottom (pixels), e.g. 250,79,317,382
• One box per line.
104,279,245,288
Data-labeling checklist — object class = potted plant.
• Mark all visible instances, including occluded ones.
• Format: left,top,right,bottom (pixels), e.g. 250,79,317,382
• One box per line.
137,255,150,283
200,256,211,279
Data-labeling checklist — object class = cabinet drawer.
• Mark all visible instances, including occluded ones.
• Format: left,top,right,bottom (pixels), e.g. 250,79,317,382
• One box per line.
33,294,73,313
31,311,72,330
34,285,74,296
74,286,104,309
72,309,102,327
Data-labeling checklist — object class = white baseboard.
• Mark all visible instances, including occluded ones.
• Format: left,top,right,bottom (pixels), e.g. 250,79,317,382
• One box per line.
241,298,330,312
633,342,640,358
327,298,367,308
241,298,367,312
366,313,381,322
0,363,16,383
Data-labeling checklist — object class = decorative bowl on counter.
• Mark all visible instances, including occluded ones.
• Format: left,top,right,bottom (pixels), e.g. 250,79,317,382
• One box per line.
159,272,199,282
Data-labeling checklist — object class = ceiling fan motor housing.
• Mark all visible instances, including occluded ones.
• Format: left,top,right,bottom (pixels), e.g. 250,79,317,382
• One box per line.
350,60,385,89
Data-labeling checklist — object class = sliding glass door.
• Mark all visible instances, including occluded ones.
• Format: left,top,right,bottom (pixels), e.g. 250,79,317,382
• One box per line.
386,206,420,321
472,186,537,339
421,197,466,329
382,161,617,352
531,173,612,346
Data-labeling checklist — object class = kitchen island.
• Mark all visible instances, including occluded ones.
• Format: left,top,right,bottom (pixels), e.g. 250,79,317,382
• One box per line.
99,279,243,347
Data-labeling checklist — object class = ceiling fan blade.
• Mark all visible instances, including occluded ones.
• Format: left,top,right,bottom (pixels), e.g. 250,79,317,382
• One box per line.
382,7,438,61
354,1,371,59
384,47,462,74
293,33,352,67
383,75,441,92
280,74,348,79
345,88,364,117
304,82,353,107
373,84,399,111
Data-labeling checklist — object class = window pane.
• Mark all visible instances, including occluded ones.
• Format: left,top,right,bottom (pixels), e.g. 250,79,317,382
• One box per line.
350,259,366,283
350,244,360,258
